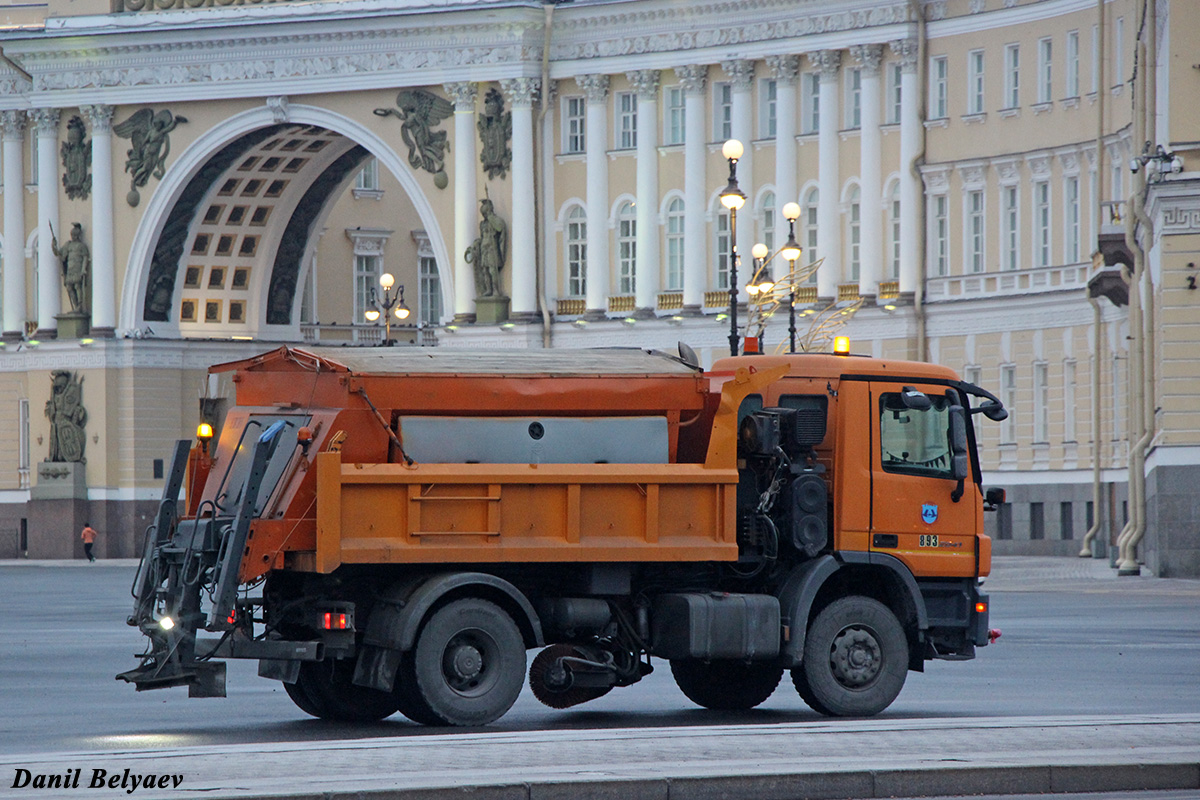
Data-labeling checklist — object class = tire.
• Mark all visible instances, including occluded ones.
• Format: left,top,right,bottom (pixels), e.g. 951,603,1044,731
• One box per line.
798,596,908,717
670,659,783,710
287,660,399,722
411,598,527,726
790,666,832,716
392,652,442,726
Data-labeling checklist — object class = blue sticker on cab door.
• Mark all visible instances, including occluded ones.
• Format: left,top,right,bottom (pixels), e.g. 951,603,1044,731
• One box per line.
921,504,938,524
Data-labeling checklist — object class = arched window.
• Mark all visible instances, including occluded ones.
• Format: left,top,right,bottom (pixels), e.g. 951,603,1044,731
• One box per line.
665,198,685,291
616,201,636,295
566,206,587,297
802,188,819,283
847,186,861,282
715,209,731,290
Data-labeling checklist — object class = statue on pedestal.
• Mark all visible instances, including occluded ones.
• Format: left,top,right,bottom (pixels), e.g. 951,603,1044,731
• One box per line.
465,197,507,298
45,370,87,464
51,222,90,315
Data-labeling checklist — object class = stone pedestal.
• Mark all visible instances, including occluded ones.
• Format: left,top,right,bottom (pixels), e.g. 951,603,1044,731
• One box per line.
55,312,90,340
29,461,89,559
475,296,510,325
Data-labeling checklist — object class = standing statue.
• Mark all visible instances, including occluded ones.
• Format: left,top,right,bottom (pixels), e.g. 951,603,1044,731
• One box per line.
51,222,91,314
373,89,453,189
464,197,508,298
477,88,512,180
45,370,87,464
61,115,92,201
113,108,188,207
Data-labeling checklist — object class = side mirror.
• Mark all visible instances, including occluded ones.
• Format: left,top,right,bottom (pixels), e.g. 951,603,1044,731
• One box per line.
980,399,1008,422
984,486,1006,511
949,405,969,481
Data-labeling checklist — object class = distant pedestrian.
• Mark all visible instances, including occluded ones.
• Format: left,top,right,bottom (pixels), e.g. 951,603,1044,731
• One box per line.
80,523,97,562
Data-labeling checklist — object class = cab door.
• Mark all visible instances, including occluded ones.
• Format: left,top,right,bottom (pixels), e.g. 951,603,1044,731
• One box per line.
868,382,978,577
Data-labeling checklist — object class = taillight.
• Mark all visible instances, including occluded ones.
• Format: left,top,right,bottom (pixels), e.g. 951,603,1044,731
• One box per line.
323,612,348,630
975,602,987,614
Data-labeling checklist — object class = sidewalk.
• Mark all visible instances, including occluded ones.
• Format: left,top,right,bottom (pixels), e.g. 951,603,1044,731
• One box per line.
2,715,1198,800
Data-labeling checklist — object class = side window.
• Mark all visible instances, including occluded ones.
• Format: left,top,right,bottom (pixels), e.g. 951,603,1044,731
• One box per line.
879,393,953,478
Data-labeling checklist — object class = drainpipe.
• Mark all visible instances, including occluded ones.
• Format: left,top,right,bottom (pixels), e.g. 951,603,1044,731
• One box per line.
535,2,555,348
1079,294,1104,557
911,0,929,362
1080,0,1106,558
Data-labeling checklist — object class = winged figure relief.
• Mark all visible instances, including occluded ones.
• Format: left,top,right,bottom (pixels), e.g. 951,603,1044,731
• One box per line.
374,89,452,189
113,108,188,206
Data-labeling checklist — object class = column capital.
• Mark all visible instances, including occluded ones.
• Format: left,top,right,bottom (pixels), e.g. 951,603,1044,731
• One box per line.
850,44,884,76
1,109,26,140
443,82,478,111
500,77,541,108
765,54,801,86
626,69,660,101
674,64,708,96
80,104,115,134
808,50,842,80
720,59,754,91
28,108,61,137
575,73,610,104
890,38,919,73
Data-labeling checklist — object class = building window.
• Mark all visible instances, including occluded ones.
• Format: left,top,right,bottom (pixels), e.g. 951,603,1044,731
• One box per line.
848,186,861,281
803,187,819,279
616,91,637,150
1038,38,1053,104
1002,184,1019,271
356,157,378,191
889,183,901,279
1030,502,1045,540
759,191,776,256
566,206,587,297
18,398,29,489
930,56,948,119
714,82,733,141
1114,17,1124,85
1111,354,1122,442
761,79,777,138
888,62,903,124
1004,44,1020,109
930,194,948,277
964,365,983,439
354,254,381,322
1060,502,1074,540
1066,30,1080,98
563,96,586,154
1033,361,1049,442
967,49,985,115
665,198,685,290
966,189,984,273
299,255,316,324
617,201,636,294
1091,25,1100,94
846,67,862,129
716,210,731,289
1111,159,1123,203
1063,359,1077,442
1064,176,1080,262
802,72,820,134
664,85,685,146
1034,180,1051,267
1000,365,1016,443
419,255,441,326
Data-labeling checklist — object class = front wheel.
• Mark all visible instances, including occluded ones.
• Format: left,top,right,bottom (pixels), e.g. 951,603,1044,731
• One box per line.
411,598,527,726
796,596,908,717
670,659,783,710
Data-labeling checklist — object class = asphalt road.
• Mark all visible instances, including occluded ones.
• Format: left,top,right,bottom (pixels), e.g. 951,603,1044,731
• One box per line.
2,556,1198,756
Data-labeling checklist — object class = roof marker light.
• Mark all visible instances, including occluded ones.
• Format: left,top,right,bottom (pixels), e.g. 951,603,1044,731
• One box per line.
833,336,851,356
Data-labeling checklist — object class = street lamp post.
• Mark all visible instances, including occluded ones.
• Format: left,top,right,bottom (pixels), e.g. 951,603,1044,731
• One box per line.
780,202,802,353
363,271,411,345
720,139,746,357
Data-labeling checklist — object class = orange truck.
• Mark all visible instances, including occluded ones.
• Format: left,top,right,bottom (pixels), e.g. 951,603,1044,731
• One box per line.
119,344,1006,725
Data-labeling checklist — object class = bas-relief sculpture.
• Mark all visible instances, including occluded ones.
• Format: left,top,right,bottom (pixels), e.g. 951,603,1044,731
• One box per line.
477,88,512,180
374,89,452,190
113,108,188,207
61,115,92,201
45,370,87,464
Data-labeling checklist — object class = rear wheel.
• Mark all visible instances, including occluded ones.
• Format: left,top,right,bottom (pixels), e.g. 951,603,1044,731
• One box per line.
670,659,783,710
411,598,526,726
286,660,399,722
798,596,908,717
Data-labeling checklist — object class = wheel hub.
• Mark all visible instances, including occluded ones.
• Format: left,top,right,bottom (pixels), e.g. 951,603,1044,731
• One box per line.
446,641,484,684
829,626,881,688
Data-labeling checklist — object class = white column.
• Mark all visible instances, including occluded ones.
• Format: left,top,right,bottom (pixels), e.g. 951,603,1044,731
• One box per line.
852,44,883,298
31,108,60,336
677,64,707,312
577,74,610,317
444,82,478,321
628,69,660,314
723,59,755,276
892,37,922,296
81,105,116,333
2,111,27,338
811,50,842,300
768,55,800,280
501,78,540,318
541,81,559,303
